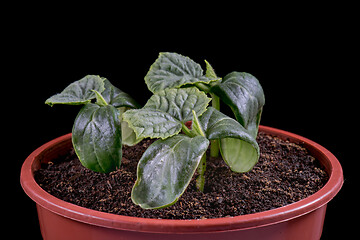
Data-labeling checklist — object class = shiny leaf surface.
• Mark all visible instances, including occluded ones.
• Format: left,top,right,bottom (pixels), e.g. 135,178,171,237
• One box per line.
45,75,105,106
101,79,141,108
199,107,259,172
131,135,209,209
72,104,122,173
210,72,265,137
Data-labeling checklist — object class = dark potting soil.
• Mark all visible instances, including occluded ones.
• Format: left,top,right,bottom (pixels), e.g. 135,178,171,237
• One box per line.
34,132,328,219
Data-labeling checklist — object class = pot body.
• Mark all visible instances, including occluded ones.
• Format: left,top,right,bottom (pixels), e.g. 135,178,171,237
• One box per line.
21,126,343,240
36,203,327,240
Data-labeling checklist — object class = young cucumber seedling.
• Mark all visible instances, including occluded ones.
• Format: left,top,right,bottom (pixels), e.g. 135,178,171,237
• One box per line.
45,52,265,209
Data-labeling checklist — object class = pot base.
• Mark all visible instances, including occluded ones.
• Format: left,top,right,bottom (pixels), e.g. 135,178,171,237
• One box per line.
36,203,326,240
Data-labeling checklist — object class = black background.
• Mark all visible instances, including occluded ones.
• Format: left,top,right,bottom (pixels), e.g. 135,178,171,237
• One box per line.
8,8,356,239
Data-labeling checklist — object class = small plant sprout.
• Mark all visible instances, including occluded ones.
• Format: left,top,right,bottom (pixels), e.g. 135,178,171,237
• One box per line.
45,76,140,172
45,52,265,209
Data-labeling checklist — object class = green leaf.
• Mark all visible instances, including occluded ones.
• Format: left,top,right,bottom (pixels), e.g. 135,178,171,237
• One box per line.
121,118,143,146
144,88,211,122
118,107,143,146
123,88,210,140
210,72,265,138
205,60,217,79
72,104,122,173
122,109,182,140
131,135,209,209
101,79,141,109
45,75,105,106
220,138,259,173
199,107,259,172
92,90,108,106
189,110,206,137
204,60,221,84
145,52,218,93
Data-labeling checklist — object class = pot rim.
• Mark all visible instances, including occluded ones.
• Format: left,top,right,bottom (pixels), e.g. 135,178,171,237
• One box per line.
20,125,343,233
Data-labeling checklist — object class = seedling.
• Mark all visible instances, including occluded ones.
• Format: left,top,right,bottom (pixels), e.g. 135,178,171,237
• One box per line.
46,52,265,209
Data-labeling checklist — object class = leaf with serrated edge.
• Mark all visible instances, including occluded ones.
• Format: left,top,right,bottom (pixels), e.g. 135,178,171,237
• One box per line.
144,88,210,122
45,75,105,106
199,107,259,172
131,135,209,209
123,88,210,140
122,109,182,140
205,60,221,83
145,52,219,93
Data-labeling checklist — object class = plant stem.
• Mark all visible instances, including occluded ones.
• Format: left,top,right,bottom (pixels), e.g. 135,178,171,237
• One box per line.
182,122,206,192
210,93,220,111
196,152,207,192
210,140,219,157
194,82,211,93
210,93,220,157
181,123,195,137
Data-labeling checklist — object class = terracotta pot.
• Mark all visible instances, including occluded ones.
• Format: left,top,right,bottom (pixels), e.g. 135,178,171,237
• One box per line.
20,126,343,240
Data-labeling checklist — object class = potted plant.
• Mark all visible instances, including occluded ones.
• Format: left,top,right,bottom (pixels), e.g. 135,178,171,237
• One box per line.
21,52,343,239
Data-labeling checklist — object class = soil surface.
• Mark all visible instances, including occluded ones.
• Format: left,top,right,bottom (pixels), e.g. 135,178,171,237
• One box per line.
35,132,328,219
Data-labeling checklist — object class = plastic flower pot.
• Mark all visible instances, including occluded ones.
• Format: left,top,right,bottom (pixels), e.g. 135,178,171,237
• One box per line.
20,126,343,240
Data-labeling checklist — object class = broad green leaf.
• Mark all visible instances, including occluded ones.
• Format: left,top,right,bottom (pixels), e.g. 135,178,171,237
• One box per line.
123,88,210,140
72,104,122,173
131,135,209,209
144,88,210,122
45,75,105,106
121,118,143,146
220,138,258,173
122,109,182,140
101,79,141,145
199,107,259,172
145,52,218,93
101,79,141,109
210,72,265,138
118,107,143,146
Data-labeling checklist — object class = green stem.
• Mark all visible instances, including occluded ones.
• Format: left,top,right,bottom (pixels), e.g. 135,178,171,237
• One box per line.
210,139,219,157
196,152,207,192
194,82,211,93
210,93,220,157
210,93,220,111
181,123,194,137
182,122,206,192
